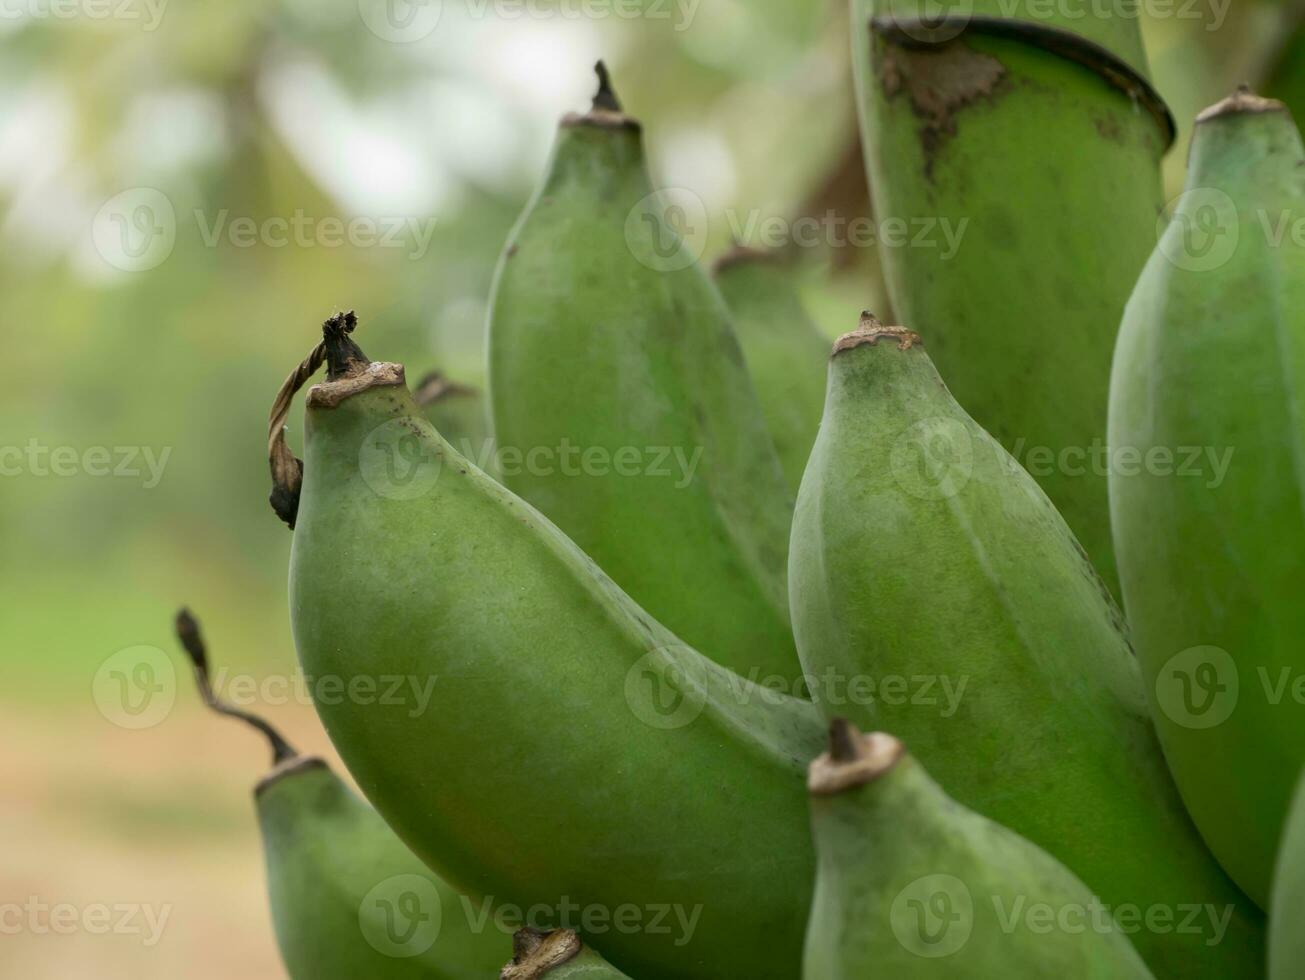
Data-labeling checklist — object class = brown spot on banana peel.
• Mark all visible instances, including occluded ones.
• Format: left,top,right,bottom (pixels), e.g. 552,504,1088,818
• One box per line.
501,928,583,980
878,41,1009,179
833,313,922,354
808,719,905,796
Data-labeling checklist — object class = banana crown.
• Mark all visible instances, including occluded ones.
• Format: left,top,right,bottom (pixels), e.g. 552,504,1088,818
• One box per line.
501,928,583,980
808,720,906,796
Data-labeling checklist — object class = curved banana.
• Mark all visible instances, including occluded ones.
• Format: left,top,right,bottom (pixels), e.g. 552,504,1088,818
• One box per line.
804,720,1154,978
288,316,825,979
788,315,1264,976
1270,770,1305,979
850,0,1173,596
175,609,505,979
500,929,631,980
712,246,829,495
487,63,798,681
1109,89,1305,907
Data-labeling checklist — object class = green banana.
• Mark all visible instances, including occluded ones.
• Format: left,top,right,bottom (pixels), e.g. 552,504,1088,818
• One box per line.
1109,89,1305,908
414,370,496,475
1270,769,1305,979
788,315,1264,976
500,928,631,980
174,608,505,980
711,246,829,495
487,63,799,681
850,0,1174,596
804,720,1154,978
285,315,825,979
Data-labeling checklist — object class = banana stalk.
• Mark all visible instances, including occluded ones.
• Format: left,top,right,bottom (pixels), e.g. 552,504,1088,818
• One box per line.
712,246,829,495
1109,89,1305,908
488,64,798,682
284,316,824,979
500,929,631,980
788,315,1264,977
850,0,1174,596
804,721,1154,978
175,609,505,980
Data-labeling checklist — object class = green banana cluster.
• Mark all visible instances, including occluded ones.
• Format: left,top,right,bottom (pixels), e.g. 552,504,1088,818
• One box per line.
175,608,504,980
787,315,1263,976
487,65,798,682
804,720,1154,978
711,246,829,495
1109,89,1305,908
850,0,1173,595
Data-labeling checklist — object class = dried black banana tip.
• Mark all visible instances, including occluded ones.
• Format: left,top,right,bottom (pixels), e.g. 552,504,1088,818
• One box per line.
322,309,369,380
592,60,622,113
177,607,298,765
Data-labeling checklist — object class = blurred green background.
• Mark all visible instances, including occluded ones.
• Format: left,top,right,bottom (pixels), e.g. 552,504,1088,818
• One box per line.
0,0,1298,975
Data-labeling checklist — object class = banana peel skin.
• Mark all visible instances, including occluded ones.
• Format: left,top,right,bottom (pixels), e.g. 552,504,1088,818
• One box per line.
1270,770,1305,979
1109,90,1305,908
803,721,1155,979
175,610,505,979
712,247,830,496
487,69,799,683
787,317,1265,977
850,0,1172,597
290,324,826,979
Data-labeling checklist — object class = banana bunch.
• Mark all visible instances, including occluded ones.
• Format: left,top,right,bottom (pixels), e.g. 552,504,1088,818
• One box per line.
228,56,1305,980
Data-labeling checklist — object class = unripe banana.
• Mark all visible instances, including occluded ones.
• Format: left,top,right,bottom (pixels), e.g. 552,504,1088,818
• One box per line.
285,316,825,979
1270,769,1305,979
804,720,1154,978
1109,89,1305,908
850,0,1174,596
487,63,799,681
175,609,505,979
788,315,1264,976
501,928,631,980
712,246,829,495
